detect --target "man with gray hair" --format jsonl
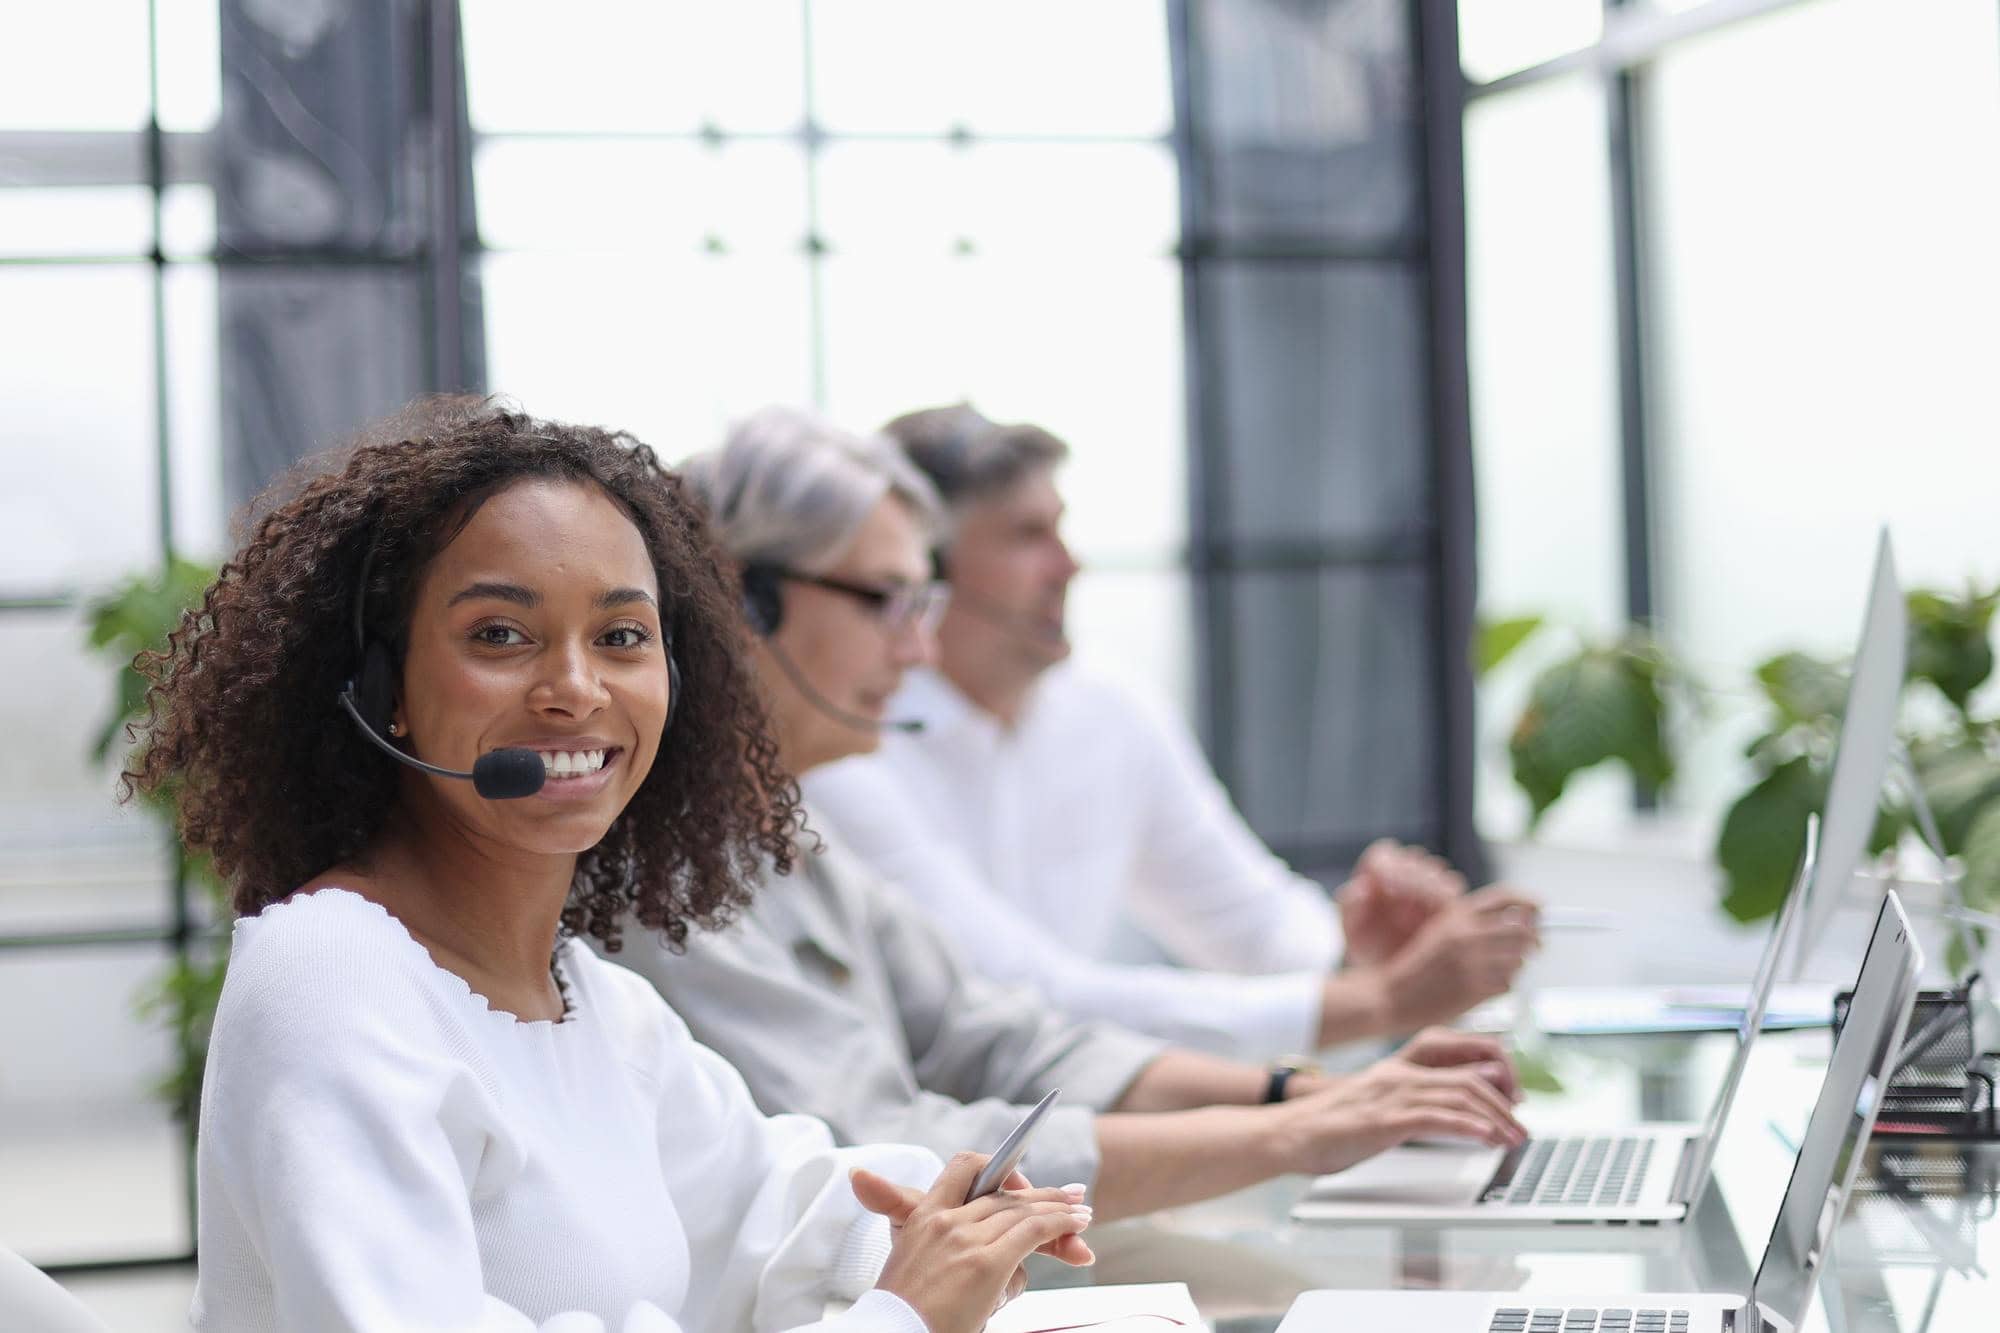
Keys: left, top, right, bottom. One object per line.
{"left": 803, "top": 403, "right": 1542, "bottom": 1062}
{"left": 610, "top": 405, "right": 1528, "bottom": 1220}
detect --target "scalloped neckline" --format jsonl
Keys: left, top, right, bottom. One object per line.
{"left": 241, "top": 887, "right": 583, "bottom": 1030}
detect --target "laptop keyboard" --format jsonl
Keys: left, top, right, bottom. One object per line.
{"left": 1488, "top": 1307, "right": 1692, "bottom": 1333}
{"left": 1481, "top": 1135, "right": 1656, "bottom": 1208}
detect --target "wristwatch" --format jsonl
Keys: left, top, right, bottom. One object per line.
{"left": 1262, "top": 1056, "right": 1324, "bottom": 1104}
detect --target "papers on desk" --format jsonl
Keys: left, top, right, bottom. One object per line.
{"left": 987, "top": 1282, "right": 1207, "bottom": 1333}
{"left": 1463, "top": 983, "right": 1839, "bottom": 1036}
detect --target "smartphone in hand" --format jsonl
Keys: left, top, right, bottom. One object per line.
{"left": 964, "top": 1088, "right": 1062, "bottom": 1203}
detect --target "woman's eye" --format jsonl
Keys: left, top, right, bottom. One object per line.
{"left": 601, "top": 625, "right": 651, "bottom": 649}
{"left": 474, "top": 624, "right": 528, "bottom": 647}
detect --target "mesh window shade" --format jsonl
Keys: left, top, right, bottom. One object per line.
{"left": 1177, "top": 0, "right": 1478, "bottom": 880}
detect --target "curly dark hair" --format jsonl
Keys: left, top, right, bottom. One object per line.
{"left": 123, "top": 396, "right": 802, "bottom": 952}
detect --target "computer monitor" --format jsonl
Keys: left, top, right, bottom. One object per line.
{"left": 1794, "top": 529, "right": 1905, "bottom": 979}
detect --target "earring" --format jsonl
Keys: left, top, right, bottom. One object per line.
{"left": 387, "top": 720, "right": 402, "bottom": 736}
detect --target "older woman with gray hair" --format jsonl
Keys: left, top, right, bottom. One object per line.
{"left": 676, "top": 407, "right": 953, "bottom": 774}
{"left": 610, "top": 405, "right": 1529, "bottom": 1223}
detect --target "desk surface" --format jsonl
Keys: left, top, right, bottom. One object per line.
{"left": 1042, "top": 897, "right": 2000, "bottom": 1333}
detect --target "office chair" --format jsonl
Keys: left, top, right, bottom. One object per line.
{"left": 0, "top": 1243, "right": 113, "bottom": 1332}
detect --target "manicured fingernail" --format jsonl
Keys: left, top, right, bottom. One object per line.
{"left": 1070, "top": 1204, "right": 1093, "bottom": 1218}
{"left": 1061, "top": 1182, "right": 1089, "bottom": 1197}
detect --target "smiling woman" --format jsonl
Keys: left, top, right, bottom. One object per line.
{"left": 127, "top": 395, "right": 794, "bottom": 952}
{"left": 116, "top": 397, "right": 1093, "bottom": 1332}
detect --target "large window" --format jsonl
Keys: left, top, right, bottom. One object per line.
{"left": 1465, "top": 0, "right": 2000, "bottom": 841}
{"left": 464, "top": 0, "right": 1194, "bottom": 709}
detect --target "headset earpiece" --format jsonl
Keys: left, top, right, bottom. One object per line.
{"left": 350, "top": 637, "right": 397, "bottom": 737}
{"left": 741, "top": 565, "right": 784, "bottom": 639}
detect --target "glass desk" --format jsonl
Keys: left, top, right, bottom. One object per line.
{"left": 1034, "top": 1026, "right": 2000, "bottom": 1333}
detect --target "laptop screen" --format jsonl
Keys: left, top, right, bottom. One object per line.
{"left": 1750, "top": 893, "right": 1923, "bottom": 1327}
{"left": 1794, "top": 530, "right": 1906, "bottom": 979}
{"left": 1683, "top": 815, "right": 1819, "bottom": 1206}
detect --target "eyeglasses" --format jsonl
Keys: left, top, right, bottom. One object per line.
{"left": 778, "top": 570, "right": 951, "bottom": 635}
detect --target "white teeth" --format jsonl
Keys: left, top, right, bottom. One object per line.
{"left": 537, "top": 749, "right": 607, "bottom": 778}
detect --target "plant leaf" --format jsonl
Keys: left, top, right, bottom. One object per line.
{"left": 83, "top": 559, "right": 217, "bottom": 769}
{"left": 1753, "top": 652, "right": 1850, "bottom": 727}
{"left": 132, "top": 949, "right": 229, "bottom": 1119}
{"left": 1716, "top": 757, "right": 1823, "bottom": 922}
{"left": 1510, "top": 643, "right": 1674, "bottom": 826}
{"left": 1960, "top": 800, "right": 2000, "bottom": 915}
{"left": 1914, "top": 742, "right": 2000, "bottom": 856}
{"left": 1907, "top": 587, "right": 1999, "bottom": 715}
{"left": 1477, "top": 615, "right": 1544, "bottom": 679}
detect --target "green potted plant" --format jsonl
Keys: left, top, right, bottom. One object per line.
{"left": 85, "top": 557, "right": 224, "bottom": 1117}
{"left": 1483, "top": 584, "right": 2000, "bottom": 960}
{"left": 1483, "top": 616, "right": 1690, "bottom": 828}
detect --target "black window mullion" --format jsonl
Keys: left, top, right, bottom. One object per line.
{"left": 1606, "top": 1, "right": 1659, "bottom": 810}
{"left": 146, "top": 0, "right": 202, "bottom": 1264}
{"left": 1166, "top": 0, "right": 1233, "bottom": 774}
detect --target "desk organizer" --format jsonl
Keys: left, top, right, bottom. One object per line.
{"left": 1833, "top": 983, "right": 2000, "bottom": 1140}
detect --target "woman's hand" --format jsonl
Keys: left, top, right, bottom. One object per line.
{"left": 1272, "top": 1055, "right": 1529, "bottom": 1177}
{"left": 1374, "top": 886, "right": 1542, "bottom": 1029}
{"left": 1338, "top": 839, "right": 1465, "bottom": 967}
{"left": 852, "top": 1152, "right": 1094, "bottom": 1333}
{"left": 1394, "top": 1027, "right": 1522, "bottom": 1104}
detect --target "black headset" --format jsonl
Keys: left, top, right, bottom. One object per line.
{"left": 739, "top": 563, "right": 786, "bottom": 639}
{"left": 734, "top": 560, "right": 923, "bottom": 735}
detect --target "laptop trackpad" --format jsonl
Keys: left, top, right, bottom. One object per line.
{"left": 1304, "top": 1143, "right": 1502, "bottom": 1205}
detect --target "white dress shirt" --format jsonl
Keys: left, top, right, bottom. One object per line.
{"left": 193, "top": 888, "right": 938, "bottom": 1333}
{"left": 803, "top": 664, "right": 1343, "bottom": 1058}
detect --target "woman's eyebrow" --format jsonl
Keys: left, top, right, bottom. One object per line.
{"left": 596, "top": 587, "right": 657, "bottom": 609}
{"left": 448, "top": 581, "right": 538, "bottom": 609}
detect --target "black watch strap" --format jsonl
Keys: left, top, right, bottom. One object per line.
{"left": 1262, "top": 1063, "right": 1297, "bottom": 1104}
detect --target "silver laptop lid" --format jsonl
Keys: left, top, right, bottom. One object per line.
{"left": 1794, "top": 531, "right": 1906, "bottom": 979}
{"left": 1750, "top": 891, "right": 1924, "bottom": 1330}
{"left": 1682, "top": 814, "right": 1820, "bottom": 1206}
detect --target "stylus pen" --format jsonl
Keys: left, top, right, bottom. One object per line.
{"left": 1535, "top": 909, "right": 1619, "bottom": 933}
{"left": 965, "top": 1088, "right": 1062, "bottom": 1203}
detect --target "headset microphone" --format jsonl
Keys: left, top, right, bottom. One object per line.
{"left": 762, "top": 636, "right": 925, "bottom": 736}
{"left": 337, "top": 691, "right": 549, "bottom": 799}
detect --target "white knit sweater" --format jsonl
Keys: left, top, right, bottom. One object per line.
{"left": 191, "top": 888, "right": 939, "bottom": 1333}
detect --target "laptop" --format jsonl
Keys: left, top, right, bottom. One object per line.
{"left": 1292, "top": 818, "right": 1819, "bottom": 1226}
{"left": 1278, "top": 891, "right": 1925, "bottom": 1333}
{"left": 1791, "top": 529, "right": 1906, "bottom": 980}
